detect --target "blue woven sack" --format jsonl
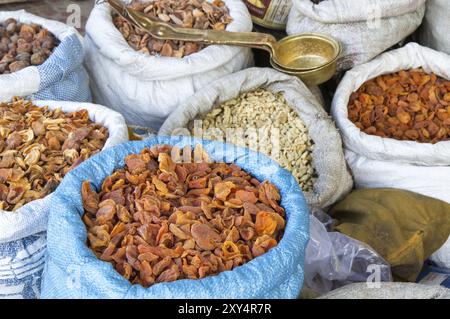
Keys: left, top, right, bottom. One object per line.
{"left": 41, "top": 136, "right": 310, "bottom": 299}
{"left": 0, "top": 100, "right": 128, "bottom": 299}
{"left": 0, "top": 10, "right": 91, "bottom": 102}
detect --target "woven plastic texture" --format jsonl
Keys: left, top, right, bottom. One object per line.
{"left": 35, "top": 33, "right": 91, "bottom": 102}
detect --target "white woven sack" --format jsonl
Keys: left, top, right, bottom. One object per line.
{"left": 420, "top": 0, "right": 450, "bottom": 55}
{"left": 286, "top": 0, "right": 426, "bottom": 71}
{"left": 159, "top": 67, "right": 353, "bottom": 210}
{"left": 84, "top": 0, "right": 253, "bottom": 131}
{"left": 0, "top": 100, "right": 128, "bottom": 299}
{"left": 0, "top": 10, "right": 91, "bottom": 103}
{"left": 331, "top": 42, "right": 450, "bottom": 269}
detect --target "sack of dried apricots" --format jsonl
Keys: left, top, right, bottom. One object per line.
{"left": 84, "top": 0, "right": 253, "bottom": 131}
{"left": 331, "top": 42, "right": 450, "bottom": 269}
{"left": 40, "top": 136, "right": 309, "bottom": 299}
{"left": 0, "top": 11, "right": 91, "bottom": 103}
{"left": 0, "top": 100, "right": 128, "bottom": 299}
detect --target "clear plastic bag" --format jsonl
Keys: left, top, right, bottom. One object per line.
{"left": 304, "top": 211, "right": 392, "bottom": 295}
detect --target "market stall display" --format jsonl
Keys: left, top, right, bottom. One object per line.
{"left": 347, "top": 68, "right": 450, "bottom": 143}
{"left": 41, "top": 136, "right": 309, "bottom": 299}
{"left": 0, "top": 10, "right": 91, "bottom": 102}
{"left": 188, "top": 88, "right": 316, "bottom": 192}
{"left": 105, "top": 0, "right": 340, "bottom": 87}
{"left": 0, "top": 99, "right": 128, "bottom": 299}
{"left": 159, "top": 68, "right": 353, "bottom": 210}
{"left": 287, "top": 0, "right": 426, "bottom": 71}
{"left": 0, "top": 0, "right": 450, "bottom": 301}
{"left": 0, "top": 100, "right": 110, "bottom": 212}
{"left": 84, "top": 0, "right": 253, "bottom": 131}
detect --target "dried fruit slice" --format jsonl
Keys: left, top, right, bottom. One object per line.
{"left": 191, "top": 223, "right": 221, "bottom": 250}
{"left": 81, "top": 181, "right": 99, "bottom": 214}
{"left": 222, "top": 240, "right": 241, "bottom": 260}
{"left": 214, "top": 181, "right": 235, "bottom": 201}
{"left": 255, "top": 211, "right": 277, "bottom": 236}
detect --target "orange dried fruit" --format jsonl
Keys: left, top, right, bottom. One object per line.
{"left": 214, "top": 181, "right": 235, "bottom": 201}
{"left": 252, "top": 235, "right": 278, "bottom": 257}
{"left": 235, "top": 190, "right": 258, "bottom": 204}
{"left": 158, "top": 152, "right": 176, "bottom": 175}
{"left": 348, "top": 68, "right": 450, "bottom": 143}
{"left": 191, "top": 223, "right": 221, "bottom": 250}
{"left": 152, "top": 175, "right": 169, "bottom": 194}
{"left": 125, "top": 154, "right": 147, "bottom": 175}
{"left": 222, "top": 241, "right": 241, "bottom": 260}
{"left": 255, "top": 211, "right": 277, "bottom": 236}
{"left": 96, "top": 199, "right": 116, "bottom": 224}
{"left": 81, "top": 181, "right": 99, "bottom": 214}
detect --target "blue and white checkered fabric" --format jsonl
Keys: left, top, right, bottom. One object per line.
{"left": 0, "top": 232, "right": 46, "bottom": 299}
{"left": 34, "top": 33, "right": 91, "bottom": 102}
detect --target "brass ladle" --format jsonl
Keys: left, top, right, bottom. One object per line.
{"left": 106, "top": 0, "right": 341, "bottom": 74}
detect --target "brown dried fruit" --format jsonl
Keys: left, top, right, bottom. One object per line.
{"left": 82, "top": 144, "right": 285, "bottom": 287}
{"left": 252, "top": 235, "right": 277, "bottom": 257}
{"left": 191, "top": 223, "right": 221, "bottom": 250}
{"left": 0, "top": 98, "right": 108, "bottom": 211}
{"left": 96, "top": 199, "right": 116, "bottom": 224}
{"left": 235, "top": 190, "right": 258, "bottom": 204}
{"left": 255, "top": 211, "right": 277, "bottom": 236}
{"left": 8, "top": 60, "right": 29, "bottom": 72}
{"left": 222, "top": 240, "right": 240, "bottom": 260}
{"left": 214, "top": 181, "right": 235, "bottom": 201}
{"left": 0, "top": 19, "right": 59, "bottom": 74}
{"left": 113, "top": 0, "right": 233, "bottom": 58}
{"left": 348, "top": 68, "right": 450, "bottom": 143}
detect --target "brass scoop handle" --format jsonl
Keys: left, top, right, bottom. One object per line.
{"left": 107, "top": 0, "right": 278, "bottom": 56}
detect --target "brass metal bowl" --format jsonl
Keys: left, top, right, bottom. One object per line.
{"left": 273, "top": 33, "right": 341, "bottom": 71}
{"left": 270, "top": 33, "right": 341, "bottom": 85}
{"left": 271, "top": 58, "right": 338, "bottom": 86}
